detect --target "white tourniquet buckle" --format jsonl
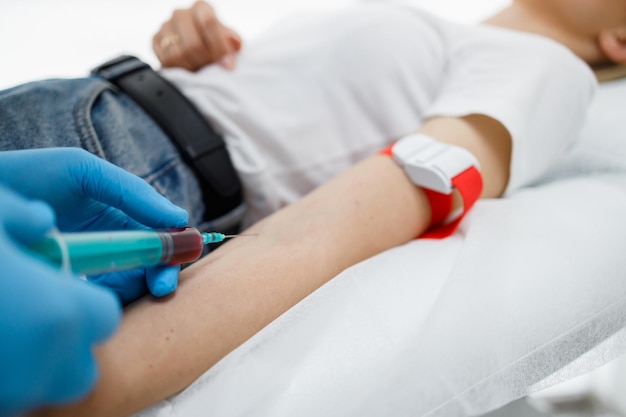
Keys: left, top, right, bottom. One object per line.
{"left": 391, "top": 134, "right": 480, "bottom": 195}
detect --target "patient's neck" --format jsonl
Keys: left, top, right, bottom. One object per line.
{"left": 482, "top": 3, "right": 605, "bottom": 66}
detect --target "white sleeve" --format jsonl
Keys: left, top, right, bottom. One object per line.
{"left": 423, "top": 27, "right": 597, "bottom": 194}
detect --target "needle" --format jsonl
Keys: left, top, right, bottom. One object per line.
{"left": 201, "top": 232, "right": 258, "bottom": 244}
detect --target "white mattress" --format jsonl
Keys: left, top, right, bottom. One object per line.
{"left": 134, "top": 80, "right": 626, "bottom": 416}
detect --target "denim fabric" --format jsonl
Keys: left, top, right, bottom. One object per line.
{"left": 0, "top": 76, "right": 209, "bottom": 229}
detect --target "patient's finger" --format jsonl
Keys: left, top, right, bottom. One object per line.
{"left": 152, "top": 24, "right": 166, "bottom": 65}
{"left": 224, "top": 26, "right": 242, "bottom": 51}
{"left": 153, "top": 21, "right": 187, "bottom": 69}
{"left": 192, "top": 1, "right": 232, "bottom": 64}
{"left": 218, "top": 27, "right": 242, "bottom": 70}
{"left": 172, "top": 7, "right": 212, "bottom": 70}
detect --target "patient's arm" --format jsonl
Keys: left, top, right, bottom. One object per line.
{"left": 33, "top": 115, "right": 510, "bottom": 417}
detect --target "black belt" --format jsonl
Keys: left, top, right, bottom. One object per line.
{"left": 91, "top": 55, "right": 242, "bottom": 220}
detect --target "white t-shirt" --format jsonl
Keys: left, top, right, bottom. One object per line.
{"left": 162, "top": 2, "right": 596, "bottom": 226}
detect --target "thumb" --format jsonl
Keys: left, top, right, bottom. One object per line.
{"left": 146, "top": 265, "right": 180, "bottom": 297}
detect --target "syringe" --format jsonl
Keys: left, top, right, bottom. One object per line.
{"left": 28, "top": 227, "right": 244, "bottom": 275}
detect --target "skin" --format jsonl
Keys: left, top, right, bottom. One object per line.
{"left": 153, "top": 1, "right": 241, "bottom": 71}
{"left": 28, "top": 0, "right": 626, "bottom": 416}
{"left": 484, "top": 0, "right": 626, "bottom": 66}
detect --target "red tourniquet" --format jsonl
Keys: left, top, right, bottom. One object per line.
{"left": 380, "top": 145, "right": 483, "bottom": 239}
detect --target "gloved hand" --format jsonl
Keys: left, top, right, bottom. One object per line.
{"left": 0, "top": 148, "right": 189, "bottom": 305}
{"left": 0, "top": 184, "right": 121, "bottom": 416}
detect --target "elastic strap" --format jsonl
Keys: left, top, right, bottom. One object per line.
{"left": 380, "top": 144, "right": 483, "bottom": 239}
{"left": 421, "top": 166, "right": 482, "bottom": 239}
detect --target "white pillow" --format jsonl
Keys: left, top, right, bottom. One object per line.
{"left": 540, "top": 77, "right": 626, "bottom": 183}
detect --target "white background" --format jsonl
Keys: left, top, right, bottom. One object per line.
{"left": 0, "top": 0, "right": 509, "bottom": 89}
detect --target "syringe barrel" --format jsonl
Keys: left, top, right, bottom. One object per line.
{"left": 158, "top": 227, "right": 205, "bottom": 265}
{"left": 29, "top": 227, "right": 205, "bottom": 275}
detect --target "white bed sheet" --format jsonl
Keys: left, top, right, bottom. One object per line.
{"left": 135, "top": 80, "right": 626, "bottom": 416}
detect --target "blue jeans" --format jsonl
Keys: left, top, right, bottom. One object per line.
{"left": 0, "top": 76, "right": 218, "bottom": 230}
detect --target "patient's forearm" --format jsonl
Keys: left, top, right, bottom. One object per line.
{"left": 36, "top": 155, "right": 430, "bottom": 417}
{"left": 35, "top": 115, "right": 510, "bottom": 417}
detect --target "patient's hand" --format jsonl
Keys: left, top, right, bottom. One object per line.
{"left": 153, "top": 0, "right": 242, "bottom": 71}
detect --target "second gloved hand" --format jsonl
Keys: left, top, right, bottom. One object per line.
{"left": 0, "top": 148, "right": 190, "bottom": 305}
{"left": 0, "top": 185, "right": 120, "bottom": 416}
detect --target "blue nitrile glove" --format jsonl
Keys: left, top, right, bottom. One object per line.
{"left": 0, "top": 185, "right": 121, "bottom": 417}
{"left": 0, "top": 148, "right": 189, "bottom": 305}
